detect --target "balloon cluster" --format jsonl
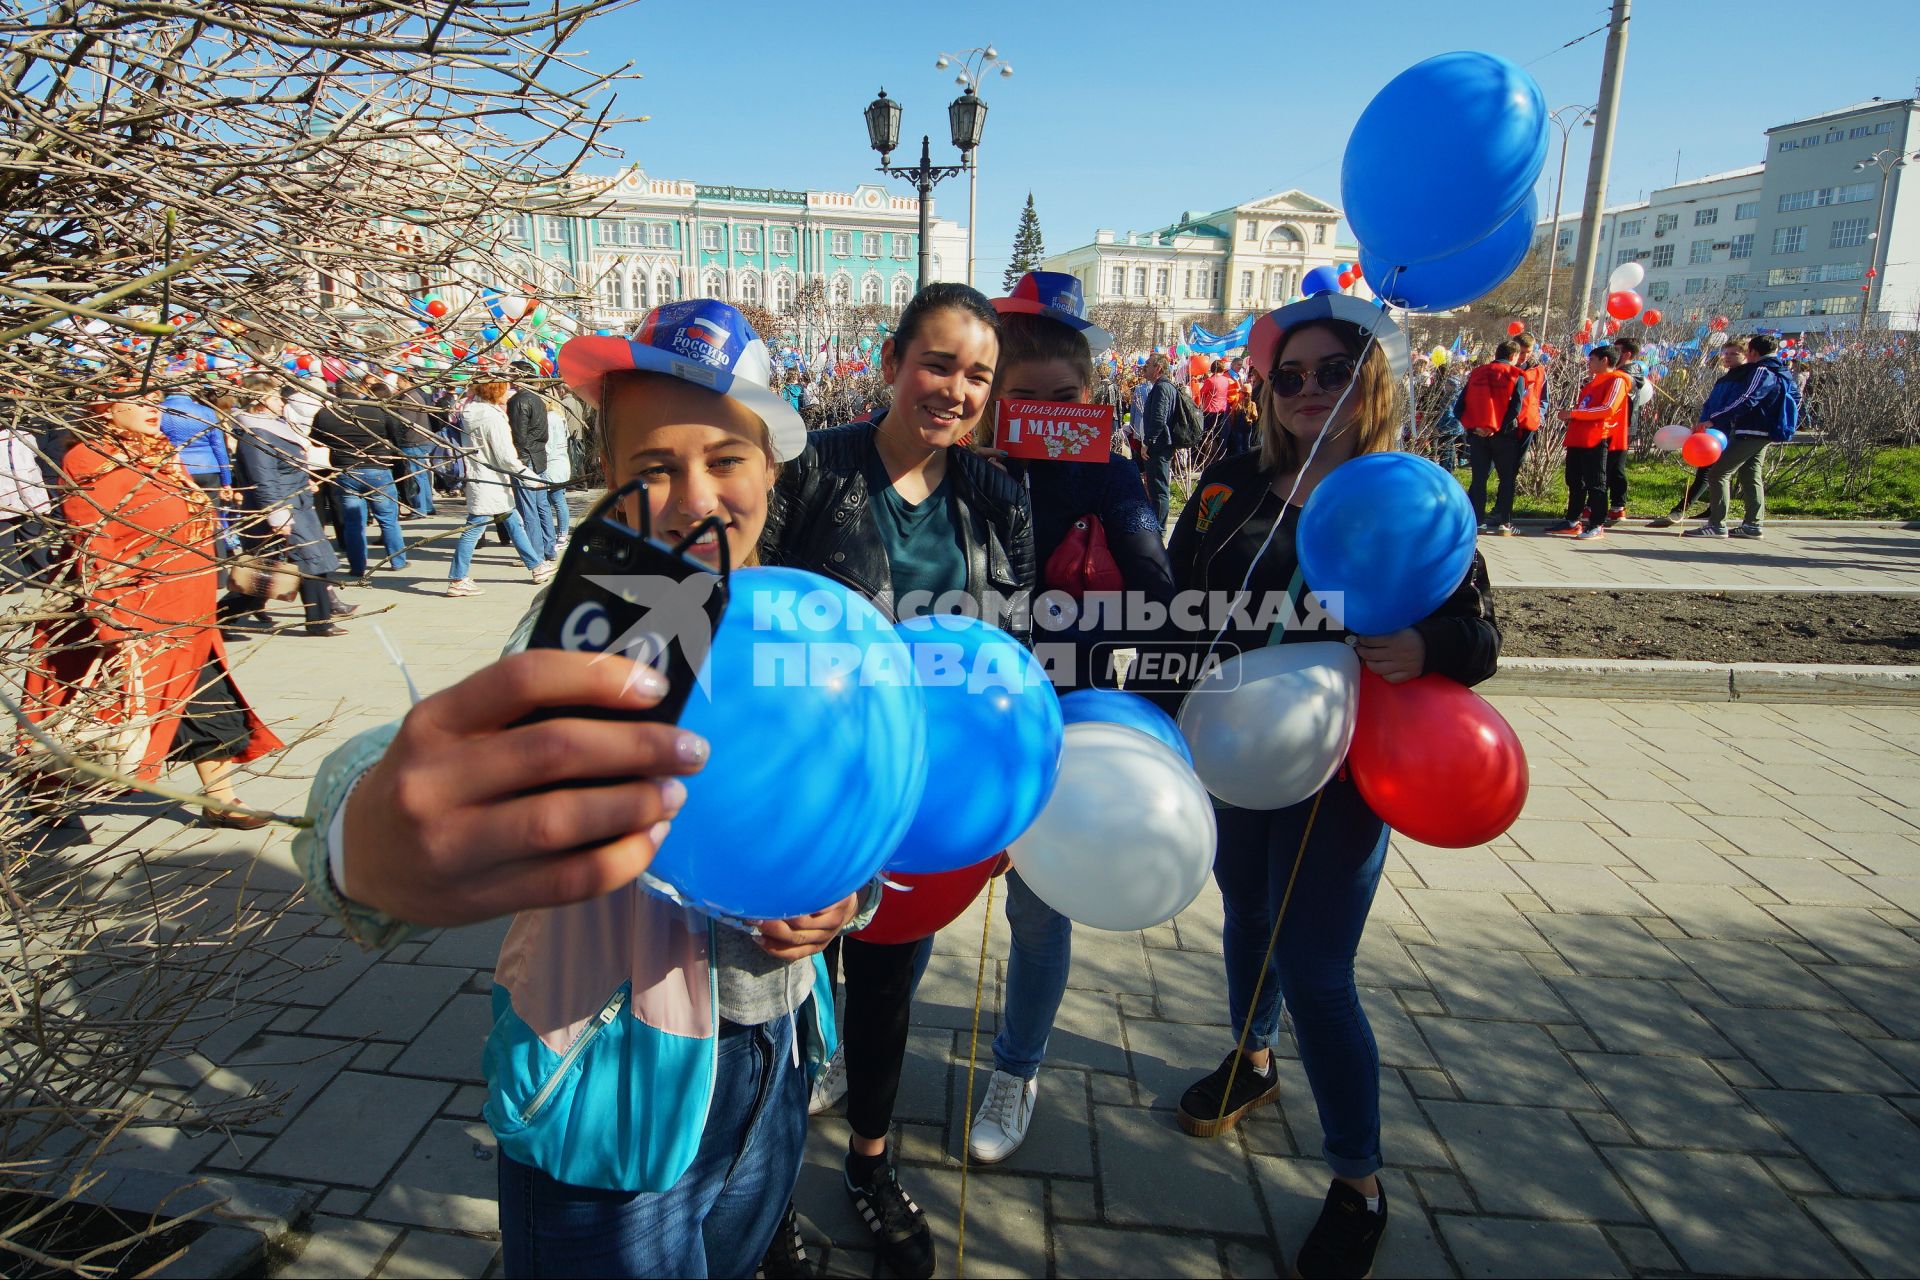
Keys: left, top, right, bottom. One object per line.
{"left": 1344, "top": 52, "right": 1548, "bottom": 312}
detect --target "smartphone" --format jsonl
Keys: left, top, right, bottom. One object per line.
{"left": 518, "top": 479, "right": 731, "bottom": 733}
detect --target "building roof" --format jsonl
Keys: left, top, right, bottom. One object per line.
{"left": 1660, "top": 164, "right": 1765, "bottom": 192}
{"left": 1767, "top": 97, "right": 1919, "bottom": 133}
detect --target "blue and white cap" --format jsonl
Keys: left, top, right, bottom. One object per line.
{"left": 557, "top": 299, "right": 806, "bottom": 461}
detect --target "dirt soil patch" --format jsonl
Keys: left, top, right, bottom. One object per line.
{"left": 1501, "top": 591, "right": 1920, "bottom": 665}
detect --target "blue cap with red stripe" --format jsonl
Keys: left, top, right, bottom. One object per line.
{"left": 993, "top": 271, "right": 1114, "bottom": 354}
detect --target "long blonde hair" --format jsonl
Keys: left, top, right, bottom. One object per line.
{"left": 1255, "top": 319, "right": 1402, "bottom": 475}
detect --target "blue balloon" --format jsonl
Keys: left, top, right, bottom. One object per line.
{"left": 1058, "top": 689, "right": 1191, "bottom": 767}
{"left": 888, "top": 615, "right": 1063, "bottom": 873}
{"left": 1361, "top": 192, "right": 1537, "bottom": 313}
{"left": 1300, "top": 265, "right": 1345, "bottom": 298}
{"left": 1706, "top": 428, "right": 1728, "bottom": 450}
{"left": 1297, "top": 453, "right": 1477, "bottom": 637}
{"left": 660, "top": 567, "right": 928, "bottom": 918}
{"left": 481, "top": 325, "right": 501, "bottom": 342}
{"left": 1342, "top": 51, "right": 1548, "bottom": 266}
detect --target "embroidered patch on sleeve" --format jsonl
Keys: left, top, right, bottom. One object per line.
{"left": 1194, "top": 482, "right": 1234, "bottom": 534}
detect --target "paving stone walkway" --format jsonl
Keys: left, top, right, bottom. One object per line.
{"left": 74, "top": 510, "right": 1920, "bottom": 1278}
{"left": 1475, "top": 519, "right": 1920, "bottom": 591}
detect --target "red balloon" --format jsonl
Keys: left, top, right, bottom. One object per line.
{"left": 295, "top": 354, "right": 312, "bottom": 370}
{"left": 1605, "top": 290, "right": 1642, "bottom": 321}
{"left": 1348, "top": 670, "right": 1529, "bottom": 848}
{"left": 852, "top": 856, "right": 1001, "bottom": 945}
{"left": 1350, "top": 263, "right": 1364, "bottom": 282}
{"left": 1709, "top": 314, "right": 1729, "bottom": 331}
{"left": 1337, "top": 272, "right": 1354, "bottom": 289}
{"left": 1681, "top": 431, "right": 1723, "bottom": 467}
{"left": 1641, "top": 308, "right": 1663, "bottom": 326}
{"left": 1505, "top": 320, "right": 1524, "bottom": 336}
{"left": 426, "top": 299, "right": 448, "bottom": 318}
{"left": 1604, "top": 319, "right": 1620, "bottom": 336}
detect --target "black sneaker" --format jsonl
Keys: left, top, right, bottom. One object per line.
{"left": 1176, "top": 1050, "right": 1279, "bottom": 1138}
{"left": 1294, "top": 1179, "right": 1388, "bottom": 1280}
{"left": 845, "top": 1162, "right": 934, "bottom": 1279}
{"left": 756, "top": 1202, "right": 829, "bottom": 1279}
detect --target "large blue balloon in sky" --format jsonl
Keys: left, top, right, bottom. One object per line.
{"left": 1296, "top": 453, "right": 1477, "bottom": 638}
{"left": 1342, "top": 51, "right": 1548, "bottom": 267}
{"left": 1360, "top": 192, "right": 1538, "bottom": 313}
{"left": 659, "top": 567, "right": 928, "bottom": 919}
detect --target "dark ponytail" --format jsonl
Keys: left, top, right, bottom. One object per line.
{"left": 889, "top": 282, "right": 1001, "bottom": 365}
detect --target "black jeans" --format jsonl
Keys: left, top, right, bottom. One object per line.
{"left": 1606, "top": 447, "right": 1628, "bottom": 513}
{"left": 828, "top": 935, "right": 929, "bottom": 1143}
{"left": 1563, "top": 446, "right": 1609, "bottom": 529}
{"left": 1466, "top": 431, "right": 1527, "bottom": 526}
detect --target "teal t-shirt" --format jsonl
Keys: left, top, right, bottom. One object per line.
{"left": 864, "top": 447, "right": 967, "bottom": 620}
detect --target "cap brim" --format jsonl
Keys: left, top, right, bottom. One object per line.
{"left": 1247, "top": 294, "right": 1409, "bottom": 382}
{"left": 991, "top": 298, "right": 1115, "bottom": 355}
{"left": 556, "top": 333, "right": 808, "bottom": 463}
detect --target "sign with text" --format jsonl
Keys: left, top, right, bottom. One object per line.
{"left": 995, "top": 400, "right": 1114, "bottom": 462}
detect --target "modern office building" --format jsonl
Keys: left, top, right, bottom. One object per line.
{"left": 1040, "top": 191, "right": 1364, "bottom": 345}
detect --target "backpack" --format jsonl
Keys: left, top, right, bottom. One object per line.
{"left": 1765, "top": 368, "right": 1802, "bottom": 442}
{"left": 1043, "top": 515, "right": 1125, "bottom": 599}
{"left": 1167, "top": 381, "right": 1205, "bottom": 451}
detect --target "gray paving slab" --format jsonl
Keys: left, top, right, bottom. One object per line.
{"left": 1815, "top": 965, "right": 1920, "bottom": 1038}
{"left": 1767, "top": 904, "right": 1920, "bottom": 967}
{"left": 304, "top": 960, "right": 470, "bottom": 1042}
{"left": 387, "top": 993, "right": 492, "bottom": 1083}
{"left": 1049, "top": 1224, "right": 1223, "bottom": 1278}
{"left": 1548, "top": 975, "right": 1738, "bottom": 1058}
{"left": 1415, "top": 1018, "right": 1598, "bottom": 1109}
{"left": 1529, "top": 913, "right": 1693, "bottom": 979}
{"left": 1094, "top": 1105, "right": 1264, "bottom": 1235}
{"left": 378, "top": 1230, "right": 501, "bottom": 1279}
{"left": 1273, "top": 1057, "right": 1452, "bottom": 1172}
{"left": 1437, "top": 1217, "right": 1628, "bottom": 1279}
{"left": 1703, "top": 1005, "right": 1913, "bottom": 1092}
{"left": 1420, "top": 1102, "right": 1641, "bottom": 1223}
{"left": 1662, "top": 937, "right": 1856, "bottom": 1010}
{"left": 1805, "top": 1198, "right": 1920, "bottom": 1280}
{"left": 1745, "top": 1091, "right": 1920, "bottom": 1196}
{"left": 275, "top": 1215, "right": 403, "bottom": 1279}
{"left": 1411, "top": 947, "right": 1571, "bottom": 1023}
{"left": 252, "top": 1071, "right": 451, "bottom": 1187}
{"left": 1572, "top": 1053, "right": 1793, "bottom": 1153}
{"left": 1602, "top": 1147, "right": 1859, "bottom": 1277}
{"left": 364, "top": 1119, "right": 499, "bottom": 1232}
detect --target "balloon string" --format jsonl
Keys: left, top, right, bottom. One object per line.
{"left": 1215, "top": 788, "right": 1324, "bottom": 1128}
{"left": 956, "top": 871, "right": 997, "bottom": 1280}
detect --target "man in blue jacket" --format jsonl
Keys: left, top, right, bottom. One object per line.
{"left": 1650, "top": 343, "right": 1748, "bottom": 527}
{"left": 161, "top": 385, "right": 235, "bottom": 551}
{"left": 1688, "top": 335, "right": 1788, "bottom": 538}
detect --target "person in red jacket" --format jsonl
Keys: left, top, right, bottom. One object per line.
{"left": 1511, "top": 332, "right": 1547, "bottom": 439}
{"left": 1606, "top": 336, "right": 1647, "bottom": 525}
{"left": 1549, "top": 345, "right": 1630, "bottom": 541}
{"left": 1455, "top": 340, "right": 1526, "bottom": 533}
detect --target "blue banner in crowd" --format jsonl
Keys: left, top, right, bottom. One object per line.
{"left": 1185, "top": 315, "right": 1254, "bottom": 354}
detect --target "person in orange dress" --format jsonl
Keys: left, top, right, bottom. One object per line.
{"left": 23, "top": 386, "right": 282, "bottom": 831}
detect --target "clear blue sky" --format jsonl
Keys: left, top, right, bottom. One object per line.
{"left": 574, "top": 0, "right": 1918, "bottom": 288}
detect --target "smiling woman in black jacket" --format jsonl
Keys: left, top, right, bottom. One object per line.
{"left": 1139, "top": 295, "right": 1498, "bottom": 1280}
{"left": 758, "top": 283, "right": 1027, "bottom": 1280}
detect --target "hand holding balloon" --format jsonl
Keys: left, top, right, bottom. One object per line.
{"left": 754, "top": 893, "right": 861, "bottom": 961}
{"left": 1352, "top": 628, "right": 1426, "bottom": 684}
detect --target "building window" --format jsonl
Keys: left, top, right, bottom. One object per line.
{"left": 1649, "top": 244, "right": 1675, "bottom": 269}
{"left": 862, "top": 232, "right": 881, "bottom": 258}
{"left": 771, "top": 228, "right": 794, "bottom": 255}
{"left": 701, "top": 226, "right": 723, "bottom": 252}
{"left": 635, "top": 273, "right": 652, "bottom": 309}
{"left": 619, "top": 221, "right": 643, "bottom": 246}
{"left": 1239, "top": 270, "right": 1254, "bottom": 301}
{"left": 1725, "top": 274, "right": 1746, "bottom": 293}
{"left": 651, "top": 223, "right": 672, "bottom": 248}
{"left": 702, "top": 269, "right": 725, "bottom": 297}
{"left": 860, "top": 275, "right": 881, "bottom": 305}
{"left": 1154, "top": 267, "right": 1170, "bottom": 296}
{"left": 1615, "top": 248, "right": 1637, "bottom": 267}
{"left": 1729, "top": 233, "right": 1753, "bottom": 260}
{"left": 1780, "top": 183, "right": 1876, "bottom": 212}
{"left": 1655, "top": 213, "right": 1678, "bottom": 233}
{"left": 1777, "top": 140, "right": 1795, "bottom": 153}
{"left": 891, "top": 234, "right": 910, "bottom": 259}
{"left": 1694, "top": 208, "right": 1718, "bottom": 226}
{"left": 656, "top": 271, "right": 677, "bottom": 303}
{"left": 1689, "top": 239, "right": 1714, "bottom": 265}
{"left": 1110, "top": 266, "right": 1126, "bottom": 295}
{"left": 1617, "top": 218, "right": 1643, "bottom": 238}
{"left": 1735, "top": 201, "right": 1758, "bottom": 221}
{"left": 831, "top": 275, "right": 851, "bottom": 305}
{"left": 1183, "top": 268, "right": 1195, "bottom": 297}
{"left": 501, "top": 215, "right": 527, "bottom": 240}
{"left": 1684, "top": 277, "right": 1709, "bottom": 295}
{"left": 1830, "top": 217, "right": 1872, "bottom": 249}
{"left": 737, "top": 228, "right": 759, "bottom": 254}
{"left": 541, "top": 216, "right": 565, "bottom": 242}
{"left": 892, "top": 275, "right": 912, "bottom": 307}
{"left": 738, "top": 272, "right": 761, "bottom": 304}
{"left": 1556, "top": 230, "right": 1573, "bottom": 250}
{"left": 831, "top": 230, "right": 852, "bottom": 257}
{"left": 1132, "top": 267, "right": 1147, "bottom": 296}
{"left": 774, "top": 273, "right": 793, "bottom": 310}
{"left": 1876, "top": 121, "right": 1892, "bottom": 134}
{"left": 1647, "top": 281, "right": 1669, "bottom": 301}
{"left": 1771, "top": 261, "right": 1866, "bottom": 285}
{"left": 1244, "top": 222, "right": 1258, "bottom": 241}
{"left": 1313, "top": 225, "right": 1325, "bottom": 244}
{"left": 595, "top": 219, "right": 619, "bottom": 245}
{"left": 1772, "top": 225, "right": 1805, "bottom": 254}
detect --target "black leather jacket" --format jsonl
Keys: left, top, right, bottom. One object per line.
{"left": 761, "top": 423, "right": 1035, "bottom": 645}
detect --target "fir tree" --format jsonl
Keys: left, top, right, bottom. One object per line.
{"left": 1003, "top": 193, "right": 1046, "bottom": 290}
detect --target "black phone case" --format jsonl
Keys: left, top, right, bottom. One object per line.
{"left": 518, "top": 480, "right": 730, "bottom": 730}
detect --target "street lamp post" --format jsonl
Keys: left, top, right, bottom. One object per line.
{"left": 865, "top": 89, "right": 969, "bottom": 293}
{"left": 936, "top": 45, "right": 1012, "bottom": 288}
{"left": 1852, "top": 147, "right": 1918, "bottom": 334}
{"left": 1541, "top": 104, "right": 1596, "bottom": 340}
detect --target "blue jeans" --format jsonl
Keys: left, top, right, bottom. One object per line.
{"left": 333, "top": 466, "right": 407, "bottom": 577}
{"left": 993, "top": 870, "right": 1071, "bottom": 1080}
{"left": 1214, "top": 780, "right": 1390, "bottom": 1180}
{"left": 516, "top": 477, "right": 558, "bottom": 561}
{"left": 497, "top": 1015, "right": 807, "bottom": 1279}
{"left": 450, "top": 511, "right": 541, "bottom": 580}
{"left": 397, "top": 446, "right": 437, "bottom": 515}
{"left": 1142, "top": 446, "right": 1172, "bottom": 527}
{"left": 541, "top": 474, "right": 571, "bottom": 545}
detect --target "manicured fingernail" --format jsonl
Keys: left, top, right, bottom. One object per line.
{"left": 674, "top": 732, "right": 709, "bottom": 766}
{"left": 648, "top": 820, "right": 672, "bottom": 846}
{"left": 658, "top": 777, "right": 687, "bottom": 814}
{"left": 627, "top": 665, "right": 668, "bottom": 697}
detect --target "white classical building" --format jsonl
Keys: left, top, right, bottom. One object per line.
{"left": 1041, "top": 191, "right": 1365, "bottom": 345}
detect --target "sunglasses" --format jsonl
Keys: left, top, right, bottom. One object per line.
{"left": 1270, "top": 357, "right": 1357, "bottom": 399}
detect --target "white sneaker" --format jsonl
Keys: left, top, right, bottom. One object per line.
{"left": 446, "top": 579, "right": 484, "bottom": 597}
{"left": 967, "top": 1070, "right": 1037, "bottom": 1164}
{"left": 531, "top": 561, "right": 556, "bottom": 584}
{"left": 808, "top": 1046, "right": 846, "bottom": 1116}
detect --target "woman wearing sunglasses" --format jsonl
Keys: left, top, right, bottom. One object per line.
{"left": 1137, "top": 295, "right": 1498, "bottom": 1280}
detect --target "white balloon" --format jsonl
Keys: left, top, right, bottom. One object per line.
{"left": 1707, "top": 331, "right": 1730, "bottom": 348}
{"left": 1008, "top": 723, "right": 1217, "bottom": 932}
{"left": 1608, "top": 261, "right": 1645, "bottom": 292}
{"left": 1634, "top": 378, "right": 1654, "bottom": 407}
{"left": 1177, "top": 641, "right": 1359, "bottom": 811}
{"left": 1653, "top": 424, "right": 1693, "bottom": 452}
